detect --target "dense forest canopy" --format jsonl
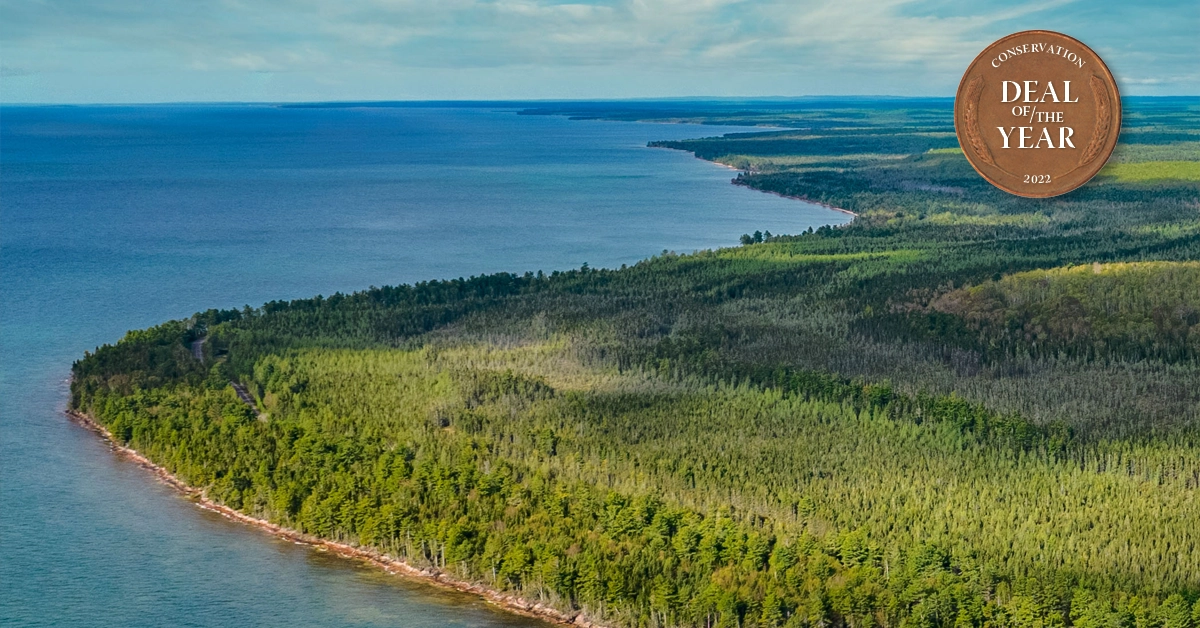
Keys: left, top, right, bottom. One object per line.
{"left": 73, "top": 98, "right": 1200, "bottom": 628}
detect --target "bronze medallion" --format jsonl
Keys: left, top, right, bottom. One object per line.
{"left": 954, "top": 30, "right": 1121, "bottom": 198}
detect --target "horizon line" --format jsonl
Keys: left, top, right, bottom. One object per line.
{"left": 4, "top": 94, "right": 1198, "bottom": 107}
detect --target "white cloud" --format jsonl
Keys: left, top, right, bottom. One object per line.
{"left": 0, "top": 0, "right": 1194, "bottom": 101}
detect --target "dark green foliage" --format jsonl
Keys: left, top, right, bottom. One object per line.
{"left": 72, "top": 99, "right": 1200, "bottom": 627}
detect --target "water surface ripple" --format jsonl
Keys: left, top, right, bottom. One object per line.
{"left": 0, "top": 105, "right": 846, "bottom": 627}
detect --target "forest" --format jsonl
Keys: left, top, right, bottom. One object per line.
{"left": 72, "top": 98, "right": 1200, "bottom": 628}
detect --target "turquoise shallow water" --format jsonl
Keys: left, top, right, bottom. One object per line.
{"left": 0, "top": 104, "right": 846, "bottom": 627}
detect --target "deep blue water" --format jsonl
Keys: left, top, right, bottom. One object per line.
{"left": 0, "top": 105, "right": 846, "bottom": 627}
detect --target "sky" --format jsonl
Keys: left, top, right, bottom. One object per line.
{"left": 1, "top": 0, "right": 1197, "bottom": 103}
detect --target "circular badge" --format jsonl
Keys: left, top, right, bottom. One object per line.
{"left": 954, "top": 31, "right": 1121, "bottom": 198}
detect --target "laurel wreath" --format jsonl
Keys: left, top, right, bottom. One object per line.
{"left": 1078, "top": 74, "right": 1111, "bottom": 167}
{"left": 962, "top": 77, "right": 998, "bottom": 168}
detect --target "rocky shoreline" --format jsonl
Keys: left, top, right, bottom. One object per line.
{"left": 65, "top": 409, "right": 608, "bottom": 628}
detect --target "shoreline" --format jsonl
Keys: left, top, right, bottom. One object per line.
{"left": 736, "top": 183, "right": 858, "bottom": 217}
{"left": 648, "top": 144, "right": 858, "bottom": 219}
{"left": 715, "top": 162, "right": 857, "bottom": 218}
{"left": 59, "top": 130, "right": 847, "bottom": 628}
{"left": 65, "top": 409, "right": 606, "bottom": 628}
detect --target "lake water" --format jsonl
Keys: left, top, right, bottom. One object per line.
{"left": 0, "top": 104, "right": 846, "bottom": 627}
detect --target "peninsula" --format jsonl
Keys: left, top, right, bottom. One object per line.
{"left": 72, "top": 99, "right": 1200, "bottom": 628}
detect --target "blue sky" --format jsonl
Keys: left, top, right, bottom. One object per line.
{"left": 2, "top": 0, "right": 1196, "bottom": 102}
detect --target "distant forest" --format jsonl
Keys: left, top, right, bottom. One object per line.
{"left": 74, "top": 98, "right": 1200, "bottom": 628}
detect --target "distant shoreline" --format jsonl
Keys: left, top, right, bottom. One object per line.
{"left": 66, "top": 409, "right": 608, "bottom": 628}
{"left": 735, "top": 182, "right": 858, "bottom": 217}
{"left": 649, "top": 145, "right": 859, "bottom": 219}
